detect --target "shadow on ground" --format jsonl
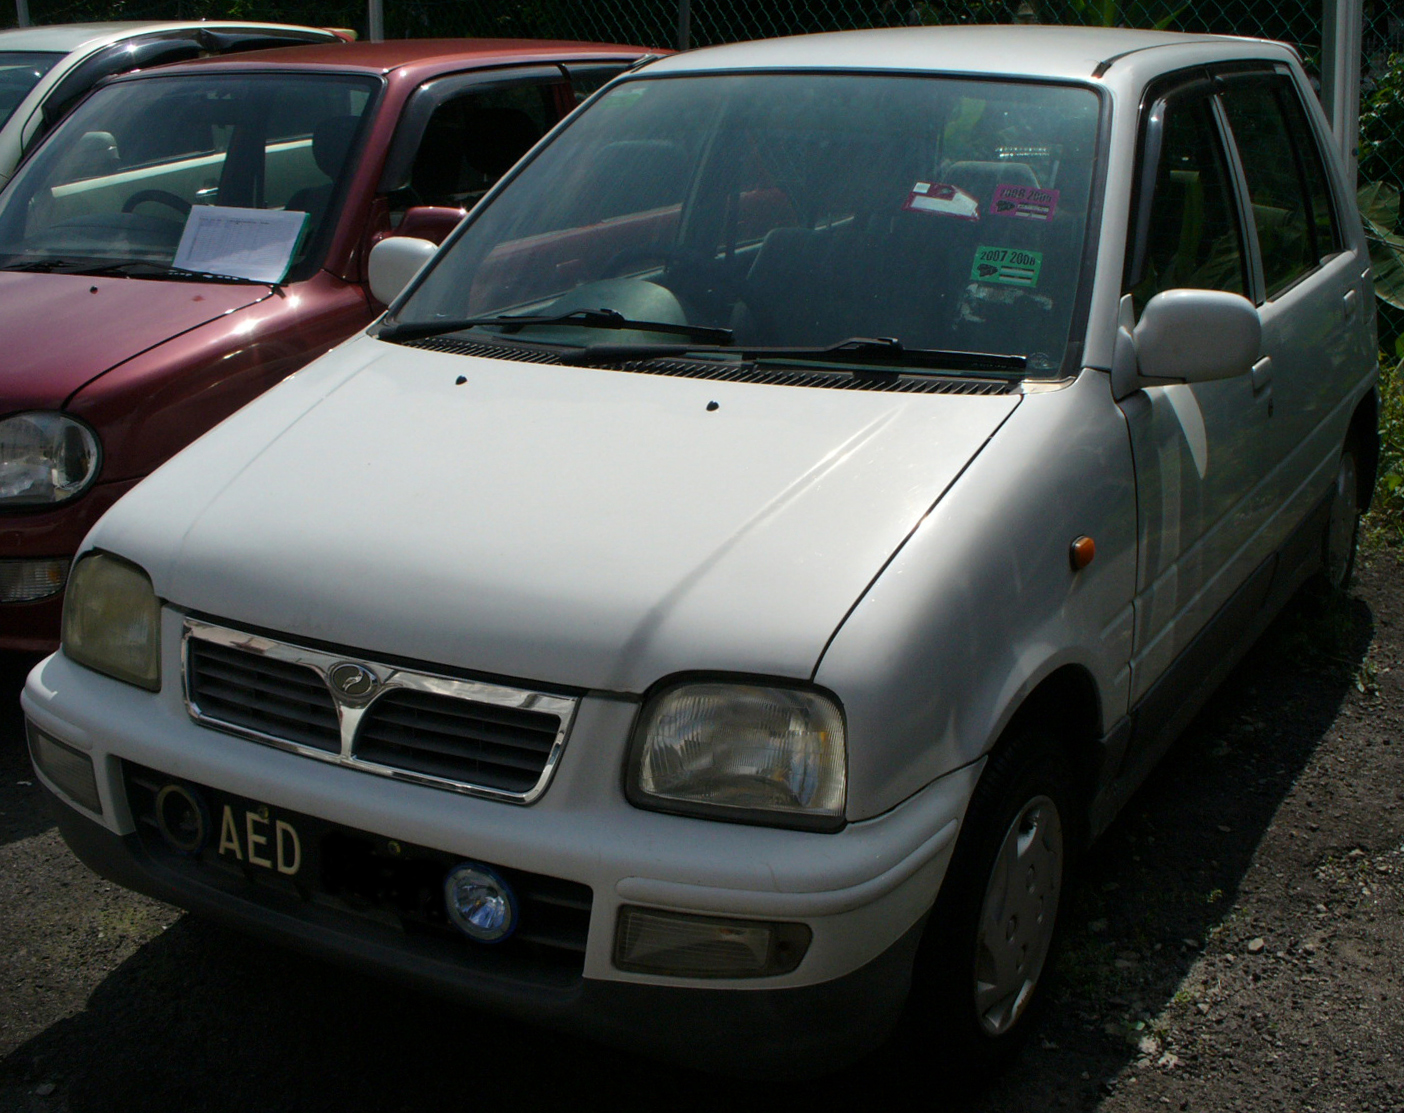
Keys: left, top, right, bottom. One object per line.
{"left": 0, "top": 586, "right": 1374, "bottom": 1113}
{"left": 0, "top": 653, "right": 51, "bottom": 847}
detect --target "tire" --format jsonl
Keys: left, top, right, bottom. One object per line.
{"left": 1322, "top": 441, "right": 1362, "bottom": 593}
{"left": 906, "top": 727, "right": 1077, "bottom": 1083}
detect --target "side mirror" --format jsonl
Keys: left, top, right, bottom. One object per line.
{"left": 368, "top": 236, "right": 436, "bottom": 306}
{"left": 1133, "top": 289, "right": 1261, "bottom": 384}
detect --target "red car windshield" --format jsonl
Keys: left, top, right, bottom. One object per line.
{"left": 0, "top": 71, "right": 379, "bottom": 281}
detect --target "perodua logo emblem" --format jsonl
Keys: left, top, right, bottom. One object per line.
{"left": 328, "top": 662, "right": 378, "bottom": 699}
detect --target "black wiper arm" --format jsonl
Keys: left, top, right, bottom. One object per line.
{"left": 0, "top": 259, "right": 266, "bottom": 284}
{"left": 753, "top": 337, "right": 1026, "bottom": 373}
{"left": 379, "top": 308, "right": 733, "bottom": 345}
{"left": 79, "top": 261, "right": 269, "bottom": 284}
{"left": 3, "top": 258, "right": 82, "bottom": 273}
{"left": 571, "top": 336, "right": 1026, "bottom": 374}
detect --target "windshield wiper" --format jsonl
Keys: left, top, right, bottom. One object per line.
{"left": 573, "top": 336, "right": 1026, "bottom": 374}
{"left": 0, "top": 258, "right": 267, "bottom": 284}
{"left": 73, "top": 261, "right": 269, "bottom": 284}
{"left": 379, "top": 308, "right": 733, "bottom": 345}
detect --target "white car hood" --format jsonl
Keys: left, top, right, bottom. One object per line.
{"left": 92, "top": 337, "right": 1019, "bottom": 693}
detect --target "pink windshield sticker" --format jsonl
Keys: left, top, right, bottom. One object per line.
{"left": 903, "top": 181, "right": 979, "bottom": 221}
{"left": 991, "top": 185, "right": 1060, "bottom": 221}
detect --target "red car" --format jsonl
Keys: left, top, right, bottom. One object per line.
{"left": 0, "top": 38, "right": 650, "bottom": 651}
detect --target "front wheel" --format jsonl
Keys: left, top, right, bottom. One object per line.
{"left": 906, "top": 729, "right": 1076, "bottom": 1081}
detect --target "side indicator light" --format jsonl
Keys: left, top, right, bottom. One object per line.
{"left": 1070, "top": 535, "right": 1096, "bottom": 570}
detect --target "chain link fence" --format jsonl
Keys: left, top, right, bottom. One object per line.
{"left": 0, "top": 0, "right": 1336, "bottom": 55}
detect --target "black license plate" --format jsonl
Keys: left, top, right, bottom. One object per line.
{"left": 210, "top": 794, "right": 306, "bottom": 877}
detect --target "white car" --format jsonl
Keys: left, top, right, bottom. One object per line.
{"left": 24, "top": 25, "right": 1377, "bottom": 1077}
{"left": 0, "top": 21, "right": 344, "bottom": 188}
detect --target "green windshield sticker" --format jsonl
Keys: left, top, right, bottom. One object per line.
{"left": 970, "top": 245, "right": 1042, "bottom": 287}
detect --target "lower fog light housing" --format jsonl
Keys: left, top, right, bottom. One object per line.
{"left": 26, "top": 720, "right": 101, "bottom": 814}
{"left": 0, "top": 559, "right": 68, "bottom": 604}
{"left": 444, "top": 862, "right": 517, "bottom": 942}
{"left": 614, "top": 905, "right": 811, "bottom": 978}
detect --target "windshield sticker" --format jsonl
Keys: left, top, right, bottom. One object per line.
{"left": 991, "top": 185, "right": 1060, "bottom": 221}
{"left": 970, "top": 246, "right": 1042, "bottom": 287}
{"left": 903, "top": 181, "right": 979, "bottom": 221}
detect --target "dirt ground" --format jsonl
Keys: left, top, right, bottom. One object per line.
{"left": 0, "top": 552, "right": 1401, "bottom": 1113}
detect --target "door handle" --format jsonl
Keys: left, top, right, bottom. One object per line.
{"left": 1344, "top": 289, "right": 1360, "bottom": 320}
{"left": 1251, "top": 356, "right": 1273, "bottom": 393}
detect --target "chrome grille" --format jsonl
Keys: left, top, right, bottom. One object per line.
{"left": 182, "top": 618, "right": 579, "bottom": 804}
{"left": 355, "top": 688, "right": 561, "bottom": 795}
{"left": 188, "top": 638, "right": 340, "bottom": 752}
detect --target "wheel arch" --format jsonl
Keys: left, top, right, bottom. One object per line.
{"left": 1348, "top": 388, "right": 1379, "bottom": 510}
{"left": 987, "top": 663, "right": 1103, "bottom": 845}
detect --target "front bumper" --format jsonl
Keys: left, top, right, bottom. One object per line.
{"left": 24, "top": 622, "right": 980, "bottom": 1071}
{"left": 45, "top": 785, "right": 925, "bottom": 1074}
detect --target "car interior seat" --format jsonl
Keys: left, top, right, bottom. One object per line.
{"left": 284, "top": 115, "right": 361, "bottom": 229}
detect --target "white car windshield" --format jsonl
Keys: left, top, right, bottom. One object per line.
{"left": 0, "top": 51, "right": 62, "bottom": 129}
{"left": 0, "top": 71, "right": 378, "bottom": 280}
{"left": 391, "top": 72, "right": 1102, "bottom": 376}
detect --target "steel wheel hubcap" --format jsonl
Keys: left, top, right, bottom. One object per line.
{"left": 1325, "top": 452, "right": 1359, "bottom": 588}
{"left": 973, "top": 794, "right": 1063, "bottom": 1036}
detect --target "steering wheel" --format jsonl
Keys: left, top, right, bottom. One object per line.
{"left": 121, "top": 189, "right": 192, "bottom": 217}
{"left": 601, "top": 246, "right": 745, "bottom": 320}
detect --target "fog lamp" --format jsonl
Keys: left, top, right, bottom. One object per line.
{"left": 154, "top": 783, "right": 209, "bottom": 853}
{"left": 444, "top": 862, "right": 517, "bottom": 942}
{"left": 614, "top": 905, "right": 811, "bottom": 978}
{"left": 26, "top": 720, "right": 101, "bottom": 814}
{"left": 0, "top": 559, "right": 68, "bottom": 603}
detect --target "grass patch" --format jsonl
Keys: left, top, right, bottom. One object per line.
{"left": 1366, "top": 353, "right": 1404, "bottom": 546}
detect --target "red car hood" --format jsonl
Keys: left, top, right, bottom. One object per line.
{"left": 0, "top": 272, "right": 272, "bottom": 409}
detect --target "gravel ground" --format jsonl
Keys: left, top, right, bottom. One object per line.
{"left": 1, "top": 552, "right": 1401, "bottom": 1113}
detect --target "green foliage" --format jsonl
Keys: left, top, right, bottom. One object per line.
{"left": 1064, "top": 0, "right": 1185, "bottom": 29}
{"left": 1367, "top": 354, "right": 1404, "bottom": 543}
{"left": 1361, "top": 52, "right": 1404, "bottom": 194}
{"left": 1359, "top": 181, "right": 1404, "bottom": 310}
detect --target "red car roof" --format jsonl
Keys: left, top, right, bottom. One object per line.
{"left": 127, "top": 37, "right": 654, "bottom": 78}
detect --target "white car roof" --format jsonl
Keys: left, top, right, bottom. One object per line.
{"left": 649, "top": 24, "right": 1295, "bottom": 84}
{"left": 0, "top": 20, "right": 333, "bottom": 55}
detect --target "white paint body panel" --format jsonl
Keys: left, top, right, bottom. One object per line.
{"left": 91, "top": 332, "right": 1019, "bottom": 705}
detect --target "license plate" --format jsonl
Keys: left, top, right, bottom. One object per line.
{"left": 211, "top": 797, "right": 305, "bottom": 877}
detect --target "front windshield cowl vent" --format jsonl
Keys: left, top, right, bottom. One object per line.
{"left": 397, "top": 337, "right": 564, "bottom": 364}
{"left": 396, "top": 337, "right": 1014, "bottom": 397}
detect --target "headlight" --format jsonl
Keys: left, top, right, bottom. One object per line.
{"left": 627, "top": 682, "right": 846, "bottom": 830}
{"left": 0, "top": 411, "right": 101, "bottom": 506}
{"left": 62, "top": 552, "right": 160, "bottom": 690}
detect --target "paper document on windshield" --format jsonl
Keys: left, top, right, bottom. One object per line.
{"left": 172, "top": 206, "right": 309, "bottom": 283}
